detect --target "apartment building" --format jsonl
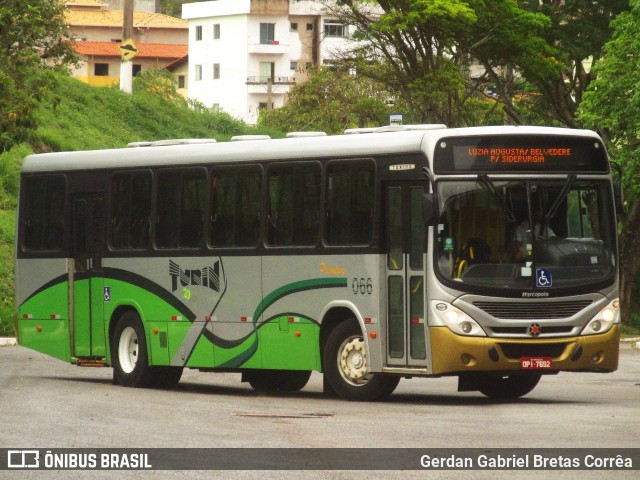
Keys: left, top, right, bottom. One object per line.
{"left": 182, "top": 0, "right": 354, "bottom": 124}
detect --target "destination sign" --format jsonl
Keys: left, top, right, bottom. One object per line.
{"left": 434, "top": 135, "right": 609, "bottom": 173}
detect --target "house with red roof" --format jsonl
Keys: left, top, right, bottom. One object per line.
{"left": 64, "top": 0, "right": 188, "bottom": 93}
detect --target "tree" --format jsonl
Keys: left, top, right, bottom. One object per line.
{"left": 258, "top": 67, "right": 392, "bottom": 134}
{"left": 325, "top": 0, "right": 481, "bottom": 126}
{"left": 133, "top": 68, "right": 185, "bottom": 105}
{"left": 512, "top": 0, "right": 629, "bottom": 127}
{"left": 159, "top": 0, "right": 199, "bottom": 16}
{"left": 579, "top": 0, "right": 640, "bottom": 322}
{"left": 0, "top": 0, "right": 76, "bottom": 153}
{"left": 322, "top": 1, "right": 627, "bottom": 128}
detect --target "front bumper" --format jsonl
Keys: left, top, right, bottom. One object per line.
{"left": 430, "top": 325, "right": 620, "bottom": 375}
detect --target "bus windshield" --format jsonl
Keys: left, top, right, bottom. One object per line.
{"left": 435, "top": 178, "right": 616, "bottom": 293}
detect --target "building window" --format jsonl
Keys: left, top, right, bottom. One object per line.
{"left": 290, "top": 61, "right": 298, "bottom": 71}
{"left": 259, "top": 62, "right": 275, "bottom": 82}
{"left": 324, "top": 20, "right": 346, "bottom": 38}
{"left": 195, "top": 25, "right": 203, "bottom": 41}
{"left": 290, "top": 22, "right": 298, "bottom": 32}
{"left": 178, "top": 75, "right": 186, "bottom": 89}
{"left": 195, "top": 64, "right": 202, "bottom": 81}
{"left": 306, "top": 23, "right": 314, "bottom": 31}
{"left": 213, "top": 24, "right": 220, "bottom": 39}
{"left": 260, "top": 23, "right": 275, "bottom": 44}
{"left": 213, "top": 63, "right": 220, "bottom": 80}
{"left": 132, "top": 64, "right": 142, "bottom": 76}
{"left": 94, "top": 63, "right": 109, "bottom": 76}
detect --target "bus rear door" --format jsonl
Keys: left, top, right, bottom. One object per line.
{"left": 384, "top": 183, "right": 430, "bottom": 369}
{"left": 71, "top": 193, "right": 106, "bottom": 359}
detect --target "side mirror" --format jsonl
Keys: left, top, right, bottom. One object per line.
{"left": 611, "top": 162, "right": 625, "bottom": 216}
{"left": 423, "top": 193, "right": 438, "bottom": 226}
{"left": 614, "top": 183, "right": 624, "bottom": 216}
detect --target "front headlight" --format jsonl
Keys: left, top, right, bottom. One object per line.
{"left": 581, "top": 299, "right": 620, "bottom": 336}
{"left": 431, "top": 301, "right": 486, "bottom": 336}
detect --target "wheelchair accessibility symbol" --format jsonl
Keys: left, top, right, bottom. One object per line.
{"left": 536, "top": 269, "right": 552, "bottom": 288}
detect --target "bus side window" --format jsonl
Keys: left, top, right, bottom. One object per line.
{"left": 180, "top": 171, "right": 206, "bottom": 248}
{"left": 23, "top": 175, "right": 67, "bottom": 252}
{"left": 326, "top": 161, "right": 374, "bottom": 246}
{"left": 156, "top": 168, "right": 206, "bottom": 249}
{"left": 210, "top": 166, "right": 263, "bottom": 248}
{"left": 267, "top": 163, "right": 319, "bottom": 247}
{"left": 110, "top": 172, "right": 151, "bottom": 250}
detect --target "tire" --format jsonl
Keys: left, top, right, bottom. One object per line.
{"left": 478, "top": 374, "right": 541, "bottom": 400}
{"left": 151, "top": 366, "right": 183, "bottom": 389}
{"left": 111, "top": 311, "right": 182, "bottom": 388}
{"left": 246, "top": 370, "right": 311, "bottom": 393}
{"left": 323, "top": 319, "right": 400, "bottom": 401}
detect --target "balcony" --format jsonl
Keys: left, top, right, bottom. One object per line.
{"left": 246, "top": 75, "right": 295, "bottom": 85}
{"left": 247, "top": 41, "right": 289, "bottom": 55}
{"left": 246, "top": 76, "right": 295, "bottom": 94}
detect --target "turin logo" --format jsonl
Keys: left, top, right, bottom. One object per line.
{"left": 170, "top": 260, "right": 221, "bottom": 293}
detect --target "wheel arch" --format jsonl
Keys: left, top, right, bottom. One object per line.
{"left": 319, "top": 302, "right": 375, "bottom": 372}
{"left": 107, "top": 303, "right": 145, "bottom": 365}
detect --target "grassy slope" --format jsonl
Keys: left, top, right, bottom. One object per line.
{"left": 0, "top": 75, "right": 279, "bottom": 335}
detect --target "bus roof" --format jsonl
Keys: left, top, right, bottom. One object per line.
{"left": 21, "top": 125, "right": 602, "bottom": 173}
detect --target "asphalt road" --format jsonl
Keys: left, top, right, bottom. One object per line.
{"left": 1, "top": 343, "right": 638, "bottom": 479}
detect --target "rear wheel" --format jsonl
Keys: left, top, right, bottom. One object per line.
{"left": 112, "top": 311, "right": 182, "bottom": 388}
{"left": 324, "top": 320, "right": 399, "bottom": 401}
{"left": 245, "top": 370, "right": 311, "bottom": 393}
{"left": 478, "top": 374, "right": 541, "bottom": 399}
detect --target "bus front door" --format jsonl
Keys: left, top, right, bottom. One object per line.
{"left": 385, "top": 183, "right": 430, "bottom": 369}
{"left": 71, "top": 194, "right": 106, "bottom": 359}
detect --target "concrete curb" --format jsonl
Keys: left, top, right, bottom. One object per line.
{"left": 621, "top": 337, "right": 640, "bottom": 350}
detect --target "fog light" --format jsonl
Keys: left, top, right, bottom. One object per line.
{"left": 592, "top": 353, "right": 601, "bottom": 363}
{"left": 591, "top": 320, "right": 602, "bottom": 332}
{"left": 461, "top": 321, "right": 473, "bottom": 334}
{"left": 461, "top": 354, "right": 476, "bottom": 366}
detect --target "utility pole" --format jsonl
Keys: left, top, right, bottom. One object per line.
{"left": 266, "top": 77, "right": 273, "bottom": 110}
{"left": 119, "top": 0, "right": 134, "bottom": 93}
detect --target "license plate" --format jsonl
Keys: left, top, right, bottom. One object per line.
{"left": 520, "top": 357, "right": 553, "bottom": 369}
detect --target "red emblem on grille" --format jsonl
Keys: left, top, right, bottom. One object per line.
{"left": 527, "top": 323, "right": 542, "bottom": 337}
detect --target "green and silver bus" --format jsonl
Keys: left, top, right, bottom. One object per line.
{"left": 15, "top": 125, "right": 621, "bottom": 400}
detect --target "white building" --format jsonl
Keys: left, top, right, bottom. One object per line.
{"left": 182, "top": 0, "right": 355, "bottom": 124}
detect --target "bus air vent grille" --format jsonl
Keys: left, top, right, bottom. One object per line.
{"left": 498, "top": 342, "right": 568, "bottom": 359}
{"left": 473, "top": 300, "right": 592, "bottom": 319}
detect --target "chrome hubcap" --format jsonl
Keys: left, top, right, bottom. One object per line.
{"left": 337, "top": 335, "right": 372, "bottom": 386}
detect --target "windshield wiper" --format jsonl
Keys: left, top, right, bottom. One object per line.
{"left": 478, "top": 174, "right": 516, "bottom": 223}
{"left": 545, "top": 173, "right": 576, "bottom": 222}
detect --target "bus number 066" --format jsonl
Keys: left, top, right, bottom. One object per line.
{"left": 352, "top": 277, "right": 373, "bottom": 295}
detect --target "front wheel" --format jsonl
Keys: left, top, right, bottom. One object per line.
{"left": 478, "top": 374, "right": 541, "bottom": 399}
{"left": 323, "top": 320, "right": 399, "bottom": 401}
